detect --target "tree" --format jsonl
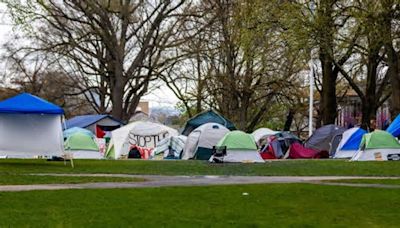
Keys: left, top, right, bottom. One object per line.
{"left": 280, "top": 0, "right": 360, "bottom": 126}
{"left": 166, "top": 0, "right": 304, "bottom": 131}
{"left": 3, "top": 52, "right": 92, "bottom": 117}
{"left": 380, "top": 0, "right": 400, "bottom": 119}
{"left": 333, "top": 1, "right": 393, "bottom": 129}
{"left": 3, "top": 0, "right": 190, "bottom": 121}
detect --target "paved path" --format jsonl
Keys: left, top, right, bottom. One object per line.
{"left": 0, "top": 174, "right": 400, "bottom": 192}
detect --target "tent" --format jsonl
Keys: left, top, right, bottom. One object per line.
{"left": 333, "top": 127, "right": 367, "bottom": 158}
{"left": 152, "top": 135, "right": 187, "bottom": 159}
{"left": 64, "top": 132, "right": 101, "bottom": 159}
{"left": 259, "top": 135, "right": 284, "bottom": 159}
{"left": 182, "top": 110, "right": 236, "bottom": 136}
{"left": 252, "top": 128, "right": 279, "bottom": 146}
{"left": 182, "top": 123, "right": 230, "bottom": 160}
{"left": 0, "top": 93, "right": 64, "bottom": 158}
{"left": 106, "top": 121, "right": 178, "bottom": 159}
{"left": 63, "top": 127, "right": 94, "bottom": 139}
{"left": 210, "top": 130, "right": 264, "bottom": 163}
{"left": 66, "top": 114, "right": 123, "bottom": 137}
{"left": 286, "top": 142, "right": 321, "bottom": 159}
{"left": 352, "top": 130, "right": 400, "bottom": 161}
{"left": 275, "top": 131, "right": 303, "bottom": 154}
{"left": 305, "top": 124, "right": 346, "bottom": 152}
{"left": 387, "top": 114, "right": 400, "bottom": 137}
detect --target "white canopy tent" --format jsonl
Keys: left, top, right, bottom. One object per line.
{"left": 0, "top": 93, "right": 64, "bottom": 158}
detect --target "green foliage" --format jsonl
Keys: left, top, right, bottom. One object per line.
{"left": 254, "top": 103, "right": 287, "bottom": 130}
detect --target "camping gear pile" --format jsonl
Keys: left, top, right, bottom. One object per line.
{"left": 2, "top": 93, "right": 400, "bottom": 162}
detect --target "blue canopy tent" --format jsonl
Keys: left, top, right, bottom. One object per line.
{"left": 0, "top": 93, "right": 65, "bottom": 158}
{"left": 182, "top": 110, "right": 236, "bottom": 136}
{"left": 333, "top": 127, "right": 367, "bottom": 158}
{"left": 0, "top": 93, "right": 64, "bottom": 114}
{"left": 387, "top": 114, "right": 400, "bottom": 137}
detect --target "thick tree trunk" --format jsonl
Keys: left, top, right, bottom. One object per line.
{"left": 382, "top": 0, "right": 400, "bottom": 120}
{"left": 318, "top": 1, "right": 337, "bottom": 125}
{"left": 320, "top": 54, "right": 337, "bottom": 125}
{"left": 111, "top": 77, "right": 125, "bottom": 121}
{"left": 283, "top": 109, "right": 294, "bottom": 131}
{"left": 387, "top": 48, "right": 400, "bottom": 119}
{"left": 360, "top": 100, "right": 375, "bottom": 130}
{"left": 360, "top": 49, "right": 379, "bottom": 130}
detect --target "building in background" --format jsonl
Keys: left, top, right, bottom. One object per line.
{"left": 336, "top": 90, "right": 390, "bottom": 130}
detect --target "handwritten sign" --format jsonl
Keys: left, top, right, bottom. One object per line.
{"left": 128, "top": 131, "right": 170, "bottom": 148}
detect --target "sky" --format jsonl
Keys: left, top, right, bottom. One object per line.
{"left": 0, "top": 3, "right": 179, "bottom": 108}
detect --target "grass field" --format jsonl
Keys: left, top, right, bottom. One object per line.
{"left": 0, "top": 174, "right": 145, "bottom": 185}
{"left": 0, "top": 183, "right": 399, "bottom": 227}
{"left": 1, "top": 159, "right": 400, "bottom": 176}
{"left": 1, "top": 159, "right": 400, "bottom": 227}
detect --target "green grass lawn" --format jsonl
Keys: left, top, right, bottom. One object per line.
{"left": 0, "top": 174, "right": 145, "bottom": 185}
{"left": 1, "top": 159, "right": 400, "bottom": 176}
{"left": 0, "top": 183, "right": 398, "bottom": 227}
{"left": 325, "top": 178, "right": 400, "bottom": 185}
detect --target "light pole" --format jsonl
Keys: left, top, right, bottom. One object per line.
{"left": 308, "top": 60, "right": 314, "bottom": 137}
{"left": 309, "top": 0, "right": 317, "bottom": 137}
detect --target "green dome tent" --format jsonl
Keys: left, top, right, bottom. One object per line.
{"left": 217, "top": 131, "right": 257, "bottom": 150}
{"left": 64, "top": 132, "right": 101, "bottom": 159}
{"left": 352, "top": 130, "right": 400, "bottom": 161}
{"left": 211, "top": 131, "right": 264, "bottom": 163}
{"left": 182, "top": 110, "right": 236, "bottom": 136}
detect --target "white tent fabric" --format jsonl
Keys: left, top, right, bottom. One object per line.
{"left": 222, "top": 150, "right": 265, "bottom": 163}
{"left": 66, "top": 150, "right": 103, "bottom": 159}
{"left": 334, "top": 149, "right": 357, "bottom": 159}
{"left": 108, "top": 121, "right": 178, "bottom": 159}
{"left": 0, "top": 114, "right": 64, "bottom": 158}
{"left": 209, "top": 150, "right": 265, "bottom": 163}
{"left": 252, "top": 128, "right": 279, "bottom": 144}
{"left": 334, "top": 127, "right": 359, "bottom": 158}
{"left": 182, "top": 123, "right": 230, "bottom": 160}
{"left": 351, "top": 149, "right": 400, "bottom": 161}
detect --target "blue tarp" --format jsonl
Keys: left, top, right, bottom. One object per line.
{"left": 66, "top": 114, "right": 122, "bottom": 129}
{"left": 341, "top": 128, "right": 367, "bottom": 150}
{"left": 387, "top": 114, "right": 400, "bottom": 137}
{"left": 182, "top": 110, "right": 236, "bottom": 136}
{"left": 0, "top": 93, "right": 64, "bottom": 114}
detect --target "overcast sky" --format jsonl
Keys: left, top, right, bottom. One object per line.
{"left": 0, "top": 3, "right": 179, "bottom": 108}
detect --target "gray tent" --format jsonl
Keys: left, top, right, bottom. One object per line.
{"left": 305, "top": 124, "right": 346, "bottom": 152}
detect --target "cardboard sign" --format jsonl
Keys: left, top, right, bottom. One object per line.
{"left": 374, "top": 152, "right": 383, "bottom": 161}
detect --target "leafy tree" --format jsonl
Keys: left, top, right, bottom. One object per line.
{"left": 2, "top": 0, "right": 191, "bottom": 121}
